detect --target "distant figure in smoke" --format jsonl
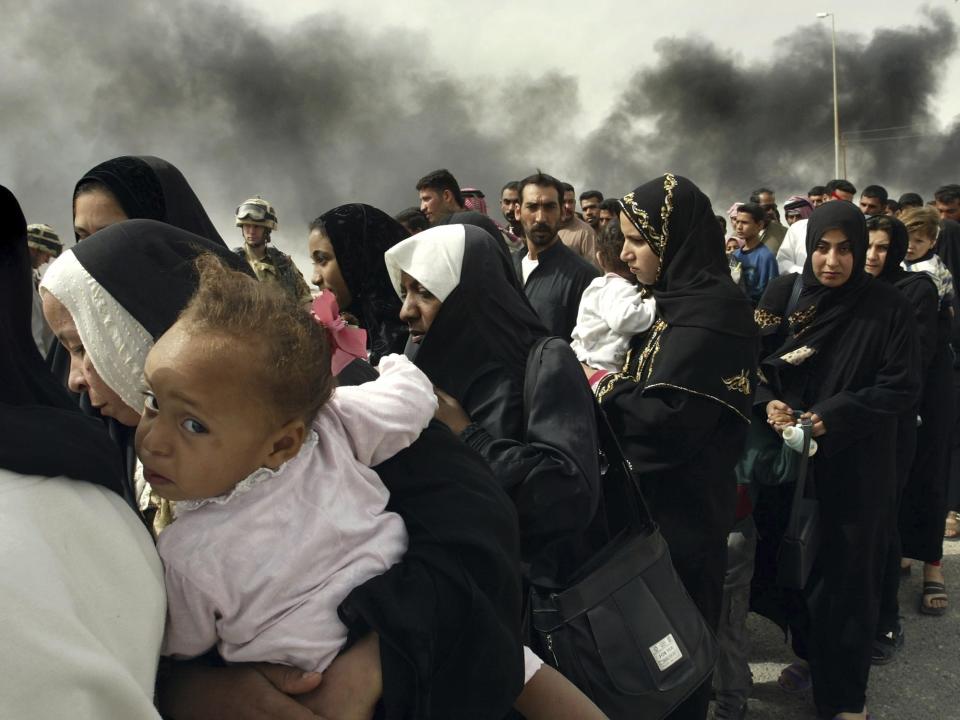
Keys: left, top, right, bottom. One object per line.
{"left": 27, "top": 223, "right": 62, "bottom": 354}
{"left": 598, "top": 197, "right": 621, "bottom": 229}
{"left": 394, "top": 206, "right": 429, "bottom": 235}
{"left": 558, "top": 181, "right": 598, "bottom": 264}
{"left": 884, "top": 199, "right": 900, "bottom": 217}
{"left": 579, "top": 189, "right": 604, "bottom": 230}
{"left": 858, "top": 185, "right": 888, "bottom": 217}
{"left": 783, "top": 196, "right": 814, "bottom": 225}
{"left": 897, "top": 192, "right": 923, "bottom": 213}
{"left": 416, "top": 168, "right": 465, "bottom": 225}
{"left": 777, "top": 179, "right": 856, "bottom": 275}
{"left": 750, "top": 187, "right": 786, "bottom": 254}
{"left": 233, "top": 196, "right": 312, "bottom": 307}
{"left": 808, "top": 185, "right": 828, "bottom": 208}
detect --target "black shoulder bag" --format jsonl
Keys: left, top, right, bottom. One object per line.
{"left": 776, "top": 418, "right": 820, "bottom": 590}
{"left": 524, "top": 337, "right": 717, "bottom": 719}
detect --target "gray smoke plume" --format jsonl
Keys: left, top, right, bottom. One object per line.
{"left": 580, "top": 7, "right": 959, "bottom": 207}
{"left": 2, "top": 0, "right": 958, "bottom": 271}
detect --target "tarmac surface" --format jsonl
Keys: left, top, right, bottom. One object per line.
{"left": 710, "top": 539, "right": 960, "bottom": 719}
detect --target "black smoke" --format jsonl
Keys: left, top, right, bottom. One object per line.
{"left": 2, "top": 0, "right": 958, "bottom": 267}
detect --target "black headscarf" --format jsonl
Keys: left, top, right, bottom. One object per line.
{"left": 318, "top": 204, "right": 409, "bottom": 362}
{"left": 70, "top": 219, "right": 251, "bottom": 340}
{"left": 866, "top": 214, "right": 914, "bottom": 287}
{"left": 74, "top": 155, "right": 223, "bottom": 244}
{"left": 393, "top": 225, "right": 547, "bottom": 409}
{"left": 0, "top": 185, "right": 124, "bottom": 494}
{"left": 620, "top": 173, "right": 756, "bottom": 337}
{"left": 757, "top": 201, "right": 873, "bottom": 388}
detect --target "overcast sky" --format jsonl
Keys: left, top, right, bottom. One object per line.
{"left": 5, "top": 0, "right": 959, "bottom": 277}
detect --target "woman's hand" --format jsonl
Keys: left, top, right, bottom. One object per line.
{"left": 766, "top": 399, "right": 794, "bottom": 433}
{"left": 434, "top": 388, "right": 471, "bottom": 434}
{"left": 801, "top": 411, "right": 826, "bottom": 438}
{"left": 291, "top": 633, "right": 382, "bottom": 720}
{"left": 157, "top": 661, "right": 325, "bottom": 720}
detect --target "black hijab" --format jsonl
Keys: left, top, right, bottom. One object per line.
{"left": 70, "top": 219, "right": 251, "bottom": 340}
{"left": 318, "top": 204, "right": 409, "bottom": 361}
{"left": 757, "top": 201, "right": 873, "bottom": 387}
{"left": 866, "top": 214, "right": 919, "bottom": 288}
{"left": 0, "top": 185, "right": 124, "bottom": 494}
{"left": 395, "top": 225, "right": 547, "bottom": 409}
{"left": 620, "top": 173, "right": 756, "bottom": 337}
{"left": 74, "top": 155, "right": 223, "bottom": 244}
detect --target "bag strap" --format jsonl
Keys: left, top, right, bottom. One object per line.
{"left": 522, "top": 336, "right": 553, "bottom": 435}
{"left": 778, "top": 273, "right": 804, "bottom": 337}
{"left": 784, "top": 418, "right": 813, "bottom": 536}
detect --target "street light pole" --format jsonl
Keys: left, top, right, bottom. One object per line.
{"left": 817, "top": 12, "right": 841, "bottom": 179}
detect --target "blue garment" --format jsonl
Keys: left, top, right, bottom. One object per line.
{"left": 733, "top": 243, "right": 779, "bottom": 304}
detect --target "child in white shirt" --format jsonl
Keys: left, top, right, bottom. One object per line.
{"left": 571, "top": 219, "right": 656, "bottom": 374}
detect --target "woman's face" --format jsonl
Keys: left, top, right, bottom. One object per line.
{"left": 906, "top": 229, "right": 936, "bottom": 262}
{"left": 73, "top": 188, "right": 128, "bottom": 241}
{"left": 41, "top": 291, "right": 142, "bottom": 426}
{"left": 308, "top": 228, "right": 353, "bottom": 308}
{"left": 398, "top": 271, "right": 442, "bottom": 344}
{"left": 865, "top": 229, "right": 891, "bottom": 277}
{"left": 619, "top": 213, "right": 660, "bottom": 285}
{"left": 725, "top": 238, "right": 739, "bottom": 255}
{"left": 811, "top": 228, "right": 854, "bottom": 288}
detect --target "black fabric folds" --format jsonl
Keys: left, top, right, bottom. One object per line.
{"left": 74, "top": 155, "right": 224, "bottom": 245}
{"left": 318, "top": 204, "right": 410, "bottom": 362}
{"left": 70, "top": 220, "right": 252, "bottom": 340}
{"left": 0, "top": 184, "right": 124, "bottom": 494}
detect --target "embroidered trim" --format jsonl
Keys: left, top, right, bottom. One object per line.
{"left": 789, "top": 305, "right": 817, "bottom": 335}
{"left": 595, "top": 319, "right": 668, "bottom": 403}
{"left": 173, "top": 430, "right": 319, "bottom": 516}
{"left": 754, "top": 307, "right": 781, "bottom": 329}
{"left": 644, "top": 382, "right": 751, "bottom": 423}
{"left": 722, "top": 370, "right": 752, "bottom": 396}
{"left": 620, "top": 174, "right": 679, "bottom": 283}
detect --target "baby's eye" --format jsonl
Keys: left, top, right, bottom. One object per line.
{"left": 181, "top": 418, "right": 208, "bottom": 435}
{"left": 143, "top": 391, "right": 159, "bottom": 412}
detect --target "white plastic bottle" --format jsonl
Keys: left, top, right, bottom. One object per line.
{"left": 782, "top": 425, "right": 818, "bottom": 456}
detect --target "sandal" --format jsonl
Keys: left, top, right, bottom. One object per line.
{"left": 777, "top": 661, "right": 811, "bottom": 694}
{"left": 920, "top": 581, "right": 948, "bottom": 616}
{"left": 946, "top": 511, "right": 960, "bottom": 541}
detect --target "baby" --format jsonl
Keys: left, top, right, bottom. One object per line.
{"left": 570, "top": 218, "right": 656, "bottom": 378}
{"left": 901, "top": 205, "right": 955, "bottom": 315}
{"left": 137, "top": 256, "right": 437, "bottom": 672}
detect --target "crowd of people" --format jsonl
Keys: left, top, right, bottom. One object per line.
{"left": 2, "top": 154, "right": 959, "bottom": 720}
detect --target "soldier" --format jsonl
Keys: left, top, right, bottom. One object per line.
{"left": 233, "top": 196, "right": 312, "bottom": 306}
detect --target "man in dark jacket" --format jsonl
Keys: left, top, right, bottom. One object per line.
{"left": 512, "top": 172, "right": 600, "bottom": 341}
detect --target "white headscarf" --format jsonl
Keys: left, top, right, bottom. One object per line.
{"left": 40, "top": 250, "right": 152, "bottom": 414}
{"left": 384, "top": 224, "right": 466, "bottom": 302}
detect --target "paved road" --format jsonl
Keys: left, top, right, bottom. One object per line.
{"left": 710, "top": 539, "right": 960, "bottom": 719}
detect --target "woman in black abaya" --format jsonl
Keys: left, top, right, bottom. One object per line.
{"left": 40, "top": 219, "right": 525, "bottom": 720}
{"left": 752, "top": 202, "right": 920, "bottom": 719}
{"left": 385, "top": 223, "right": 602, "bottom": 588}
{"left": 593, "top": 174, "right": 759, "bottom": 720}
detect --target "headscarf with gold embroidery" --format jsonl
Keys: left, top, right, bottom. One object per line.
{"left": 620, "top": 173, "right": 755, "bottom": 337}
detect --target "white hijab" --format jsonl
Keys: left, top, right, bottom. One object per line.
{"left": 384, "top": 224, "right": 466, "bottom": 302}
{"left": 39, "top": 250, "right": 152, "bottom": 413}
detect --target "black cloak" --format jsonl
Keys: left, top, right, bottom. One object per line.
{"left": 752, "top": 201, "right": 920, "bottom": 717}
{"left": 401, "top": 225, "right": 601, "bottom": 585}
{"left": 0, "top": 184, "right": 124, "bottom": 494}
{"left": 595, "top": 174, "right": 759, "bottom": 720}
{"left": 318, "top": 204, "right": 410, "bottom": 363}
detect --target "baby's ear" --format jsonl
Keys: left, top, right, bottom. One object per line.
{"left": 265, "top": 419, "right": 307, "bottom": 469}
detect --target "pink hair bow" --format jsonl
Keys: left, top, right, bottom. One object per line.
{"left": 311, "top": 291, "right": 368, "bottom": 375}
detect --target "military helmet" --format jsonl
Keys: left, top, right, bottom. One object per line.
{"left": 235, "top": 196, "right": 278, "bottom": 230}
{"left": 26, "top": 223, "right": 63, "bottom": 258}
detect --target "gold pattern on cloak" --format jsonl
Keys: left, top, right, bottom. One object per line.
{"left": 595, "top": 319, "right": 668, "bottom": 403}
{"left": 722, "top": 370, "right": 752, "bottom": 396}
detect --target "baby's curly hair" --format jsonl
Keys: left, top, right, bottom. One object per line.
{"left": 179, "top": 254, "right": 333, "bottom": 424}
{"left": 596, "top": 219, "right": 632, "bottom": 277}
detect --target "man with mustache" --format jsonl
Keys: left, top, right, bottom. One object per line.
{"left": 512, "top": 171, "right": 600, "bottom": 341}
